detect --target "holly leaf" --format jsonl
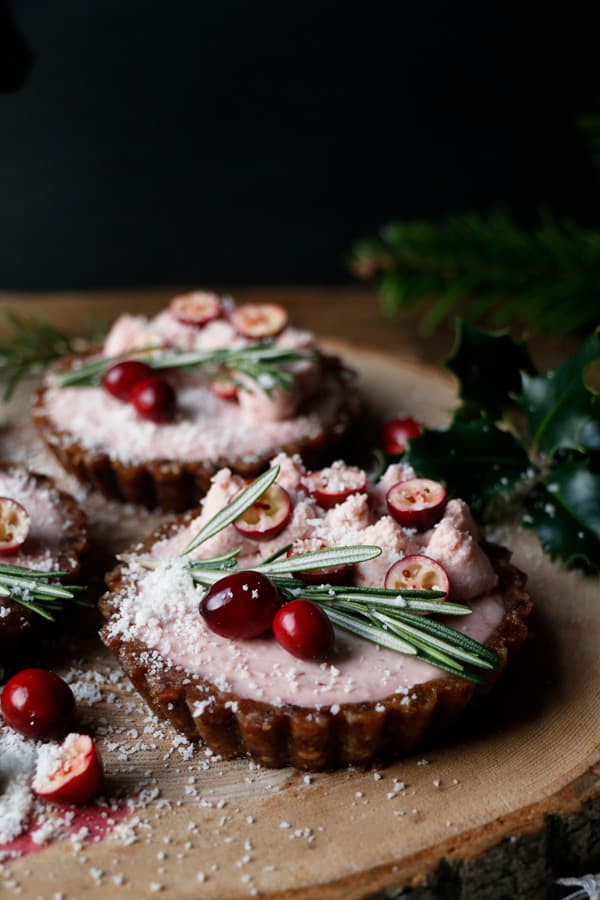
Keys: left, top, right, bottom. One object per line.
{"left": 404, "top": 417, "right": 530, "bottom": 516}
{"left": 446, "top": 322, "right": 535, "bottom": 420}
{"left": 523, "top": 459, "right": 600, "bottom": 569}
{"left": 518, "top": 329, "right": 600, "bottom": 457}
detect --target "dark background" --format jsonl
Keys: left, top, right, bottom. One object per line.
{"left": 1, "top": 0, "right": 599, "bottom": 289}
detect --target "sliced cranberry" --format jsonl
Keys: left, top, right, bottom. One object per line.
{"left": 33, "top": 733, "right": 104, "bottom": 805}
{"left": 230, "top": 303, "right": 288, "bottom": 339}
{"left": 287, "top": 541, "right": 352, "bottom": 585}
{"left": 102, "top": 360, "right": 153, "bottom": 402}
{"left": 234, "top": 483, "right": 292, "bottom": 540}
{"left": 273, "top": 600, "right": 335, "bottom": 662}
{"left": 386, "top": 478, "right": 447, "bottom": 531}
{"left": 1, "top": 668, "right": 75, "bottom": 740}
{"left": 385, "top": 555, "right": 450, "bottom": 600}
{"left": 130, "top": 375, "right": 177, "bottom": 423}
{"left": 380, "top": 416, "right": 422, "bottom": 455}
{"left": 201, "top": 571, "right": 282, "bottom": 640}
{"left": 210, "top": 377, "right": 238, "bottom": 401}
{"left": 169, "top": 291, "right": 223, "bottom": 328}
{"left": 303, "top": 464, "right": 367, "bottom": 509}
{"left": 0, "top": 497, "right": 31, "bottom": 554}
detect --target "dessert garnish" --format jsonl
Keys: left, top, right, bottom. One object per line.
{"left": 49, "top": 341, "right": 314, "bottom": 398}
{"left": 385, "top": 555, "right": 450, "bottom": 599}
{"left": 169, "top": 291, "right": 223, "bottom": 327}
{"left": 0, "top": 560, "right": 87, "bottom": 621}
{"left": 233, "top": 482, "right": 292, "bottom": 539}
{"left": 126, "top": 466, "right": 500, "bottom": 683}
{"left": 302, "top": 464, "right": 368, "bottom": 509}
{"left": 101, "top": 360, "right": 153, "bottom": 401}
{"left": 230, "top": 303, "right": 289, "bottom": 339}
{"left": 32, "top": 733, "right": 104, "bottom": 806}
{"left": 272, "top": 598, "right": 335, "bottom": 661}
{"left": 1, "top": 668, "right": 75, "bottom": 740}
{"left": 201, "top": 571, "right": 282, "bottom": 640}
{"left": 130, "top": 374, "right": 177, "bottom": 422}
{"left": 0, "top": 497, "right": 31, "bottom": 553}
{"left": 102, "top": 361, "right": 177, "bottom": 422}
{"left": 386, "top": 478, "right": 448, "bottom": 529}
{"left": 380, "top": 416, "right": 422, "bottom": 455}
{"left": 210, "top": 376, "right": 238, "bottom": 400}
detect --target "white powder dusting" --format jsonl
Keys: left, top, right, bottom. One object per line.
{"left": 0, "top": 729, "right": 39, "bottom": 843}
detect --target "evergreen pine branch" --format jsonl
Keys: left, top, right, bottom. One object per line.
{"left": 0, "top": 312, "right": 77, "bottom": 400}
{"left": 351, "top": 212, "right": 600, "bottom": 335}
{"left": 0, "top": 311, "right": 102, "bottom": 401}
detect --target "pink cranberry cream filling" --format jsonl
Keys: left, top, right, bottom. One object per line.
{"left": 42, "top": 297, "right": 351, "bottom": 463}
{"left": 0, "top": 469, "right": 67, "bottom": 571}
{"left": 105, "top": 455, "right": 505, "bottom": 708}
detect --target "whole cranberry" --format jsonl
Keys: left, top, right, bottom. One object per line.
{"left": 1, "top": 668, "right": 75, "bottom": 740}
{"left": 130, "top": 375, "right": 177, "bottom": 422}
{"left": 273, "top": 600, "right": 335, "bottom": 662}
{"left": 201, "top": 571, "right": 282, "bottom": 640}
{"left": 102, "top": 360, "right": 153, "bottom": 402}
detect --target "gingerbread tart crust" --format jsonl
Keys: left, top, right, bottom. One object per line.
{"left": 0, "top": 464, "right": 88, "bottom": 662}
{"left": 32, "top": 352, "right": 360, "bottom": 512}
{"left": 99, "top": 522, "right": 531, "bottom": 771}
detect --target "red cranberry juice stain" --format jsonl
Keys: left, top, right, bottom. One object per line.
{"left": 0, "top": 801, "right": 130, "bottom": 860}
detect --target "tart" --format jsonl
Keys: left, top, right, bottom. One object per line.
{"left": 33, "top": 294, "right": 359, "bottom": 511}
{"left": 99, "top": 454, "right": 531, "bottom": 771}
{"left": 0, "top": 465, "right": 87, "bottom": 664}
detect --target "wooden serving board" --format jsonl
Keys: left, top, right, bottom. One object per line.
{"left": 0, "top": 340, "right": 599, "bottom": 900}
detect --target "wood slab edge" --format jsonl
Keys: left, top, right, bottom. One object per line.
{"left": 273, "top": 765, "right": 600, "bottom": 900}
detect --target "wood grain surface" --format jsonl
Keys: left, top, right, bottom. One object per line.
{"left": 0, "top": 293, "right": 597, "bottom": 899}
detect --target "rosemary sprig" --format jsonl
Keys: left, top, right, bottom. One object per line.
{"left": 254, "top": 545, "right": 383, "bottom": 576}
{"left": 182, "top": 465, "right": 281, "bottom": 556}
{"left": 49, "top": 342, "right": 314, "bottom": 397}
{"left": 0, "top": 562, "right": 88, "bottom": 621}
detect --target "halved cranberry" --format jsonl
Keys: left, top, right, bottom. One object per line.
{"left": 1, "top": 668, "right": 75, "bottom": 740}
{"left": 380, "top": 416, "right": 422, "bottom": 455}
{"left": 102, "top": 360, "right": 153, "bottom": 402}
{"left": 385, "top": 555, "right": 450, "bottom": 600}
{"left": 273, "top": 600, "right": 335, "bottom": 662}
{"left": 0, "top": 497, "right": 31, "bottom": 554}
{"left": 287, "top": 541, "right": 352, "bottom": 585}
{"left": 169, "top": 291, "right": 223, "bottom": 328}
{"left": 230, "top": 303, "right": 288, "bottom": 339}
{"left": 386, "top": 478, "right": 447, "bottom": 531}
{"left": 303, "top": 464, "right": 367, "bottom": 509}
{"left": 33, "top": 733, "right": 104, "bottom": 806}
{"left": 130, "top": 375, "right": 177, "bottom": 422}
{"left": 234, "top": 483, "right": 292, "bottom": 540}
{"left": 201, "top": 571, "right": 282, "bottom": 640}
{"left": 210, "top": 377, "right": 238, "bottom": 401}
